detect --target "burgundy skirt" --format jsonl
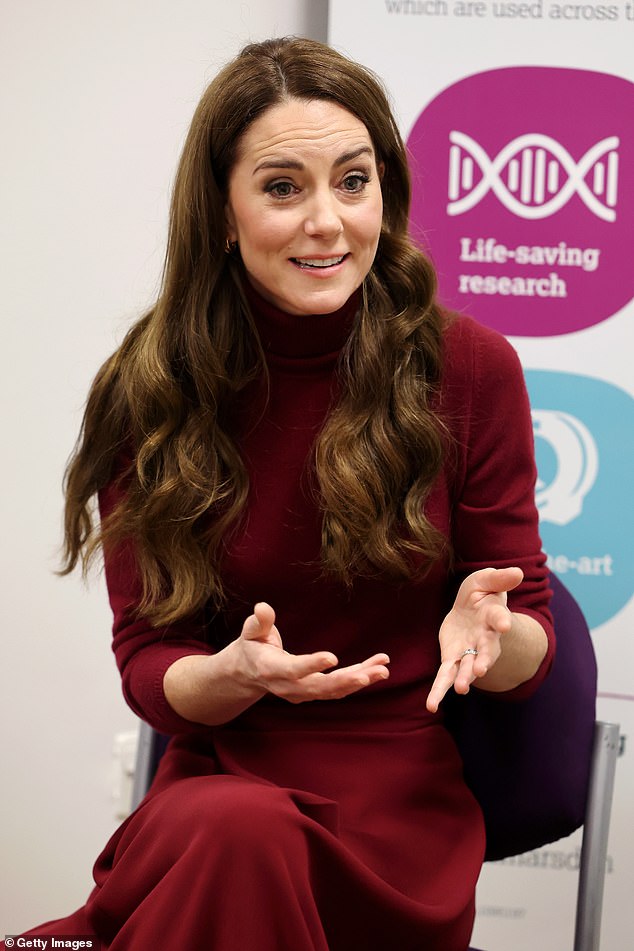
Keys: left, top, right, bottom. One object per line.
{"left": 7, "top": 718, "right": 484, "bottom": 951}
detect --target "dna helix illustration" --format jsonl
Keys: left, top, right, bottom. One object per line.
{"left": 447, "top": 131, "right": 619, "bottom": 221}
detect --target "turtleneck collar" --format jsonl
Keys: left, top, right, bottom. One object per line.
{"left": 244, "top": 280, "right": 361, "bottom": 361}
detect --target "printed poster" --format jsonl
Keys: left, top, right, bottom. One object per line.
{"left": 329, "top": 4, "right": 633, "bottom": 949}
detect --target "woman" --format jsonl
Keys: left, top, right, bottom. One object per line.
{"left": 14, "top": 37, "right": 553, "bottom": 950}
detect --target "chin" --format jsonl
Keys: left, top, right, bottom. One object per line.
{"left": 287, "top": 285, "right": 359, "bottom": 316}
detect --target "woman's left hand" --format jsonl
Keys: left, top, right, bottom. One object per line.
{"left": 426, "top": 566, "right": 523, "bottom": 713}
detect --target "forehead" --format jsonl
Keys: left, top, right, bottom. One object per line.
{"left": 234, "top": 98, "right": 375, "bottom": 166}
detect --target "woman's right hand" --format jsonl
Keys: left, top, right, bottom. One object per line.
{"left": 164, "top": 602, "right": 390, "bottom": 726}
{"left": 233, "top": 602, "right": 390, "bottom": 703}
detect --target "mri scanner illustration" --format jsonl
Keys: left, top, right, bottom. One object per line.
{"left": 532, "top": 409, "right": 599, "bottom": 526}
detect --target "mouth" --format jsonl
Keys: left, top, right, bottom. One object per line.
{"left": 290, "top": 254, "right": 348, "bottom": 269}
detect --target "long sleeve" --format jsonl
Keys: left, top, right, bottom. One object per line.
{"left": 99, "top": 478, "right": 215, "bottom": 734}
{"left": 441, "top": 314, "right": 555, "bottom": 698}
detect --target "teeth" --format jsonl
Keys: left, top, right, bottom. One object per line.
{"left": 293, "top": 255, "right": 345, "bottom": 268}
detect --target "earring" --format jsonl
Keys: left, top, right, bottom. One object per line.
{"left": 224, "top": 238, "right": 238, "bottom": 254}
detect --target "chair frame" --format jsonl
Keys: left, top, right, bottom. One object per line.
{"left": 131, "top": 717, "right": 162, "bottom": 813}
{"left": 573, "top": 720, "right": 619, "bottom": 951}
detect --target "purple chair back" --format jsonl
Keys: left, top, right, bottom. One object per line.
{"left": 444, "top": 572, "right": 597, "bottom": 860}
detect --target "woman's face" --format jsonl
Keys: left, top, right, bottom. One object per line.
{"left": 225, "top": 97, "right": 384, "bottom": 316}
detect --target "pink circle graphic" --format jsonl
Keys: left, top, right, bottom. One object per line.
{"left": 407, "top": 68, "right": 634, "bottom": 336}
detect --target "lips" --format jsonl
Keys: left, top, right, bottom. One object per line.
{"left": 291, "top": 254, "right": 348, "bottom": 269}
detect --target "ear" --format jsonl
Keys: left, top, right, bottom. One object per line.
{"left": 224, "top": 202, "right": 237, "bottom": 244}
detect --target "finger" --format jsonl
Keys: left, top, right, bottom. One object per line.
{"left": 255, "top": 647, "right": 339, "bottom": 691}
{"left": 279, "top": 652, "right": 389, "bottom": 689}
{"left": 453, "top": 652, "right": 479, "bottom": 694}
{"left": 426, "top": 660, "right": 460, "bottom": 713}
{"left": 280, "top": 650, "right": 340, "bottom": 680}
{"left": 427, "top": 645, "right": 491, "bottom": 712}
{"left": 306, "top": 661, "right": 390, "bottom": 700}
{"left": 241, "top": 602, "right": 276, "bottom": 640}
{"left": 356, "top": 653, "right": 391, "bottom": 669}
{"left": 483, "top": 602, "right": 514, "bottom": 637}
{"left": 471, "top": 566, "right": 523, "bottom": 595}
{"left": 275, "top": 655, "right": 390, "bottom": 703}
{"left": 310, "top": 655, "right": 390, "bottom": 691}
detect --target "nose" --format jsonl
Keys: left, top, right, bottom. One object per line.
{"left": 303, "top": 189, "right": 344, "bottom": 239}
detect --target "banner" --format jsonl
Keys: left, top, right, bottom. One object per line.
{"left": 329, "top": 4, "right": 633, "bottom": 949}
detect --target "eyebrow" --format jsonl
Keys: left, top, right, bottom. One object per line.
{"left": 253, "top": 145, "right": 374, "bottom": 175}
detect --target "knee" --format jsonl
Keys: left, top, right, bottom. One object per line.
{"left": 147, "top": 776, "right": 304, "bottom": 854}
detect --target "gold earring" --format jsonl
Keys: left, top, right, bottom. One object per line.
{"left": 224, "top": 238, "right": 237, "bottom": 254}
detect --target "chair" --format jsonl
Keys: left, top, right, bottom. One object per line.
{"left": 573, "top": 721, "right": 619, "bottom": 951}
{"left": 130, "top": 574, "right": 619, "bottom": 951}
{"left": 445, "top": 572, "right": 599, "bottom": 860}
{"left": 132, "top": 718, "right": 618, "bottom": 951}
{"left": 131, "top": 717, "right": 169, "bottom": 812}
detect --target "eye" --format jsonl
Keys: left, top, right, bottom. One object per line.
{"left": 341, "top": 172, "right": 370, "bottom": 193}
{"left": 265, "top": 180, "right": 297, "bottom": 199}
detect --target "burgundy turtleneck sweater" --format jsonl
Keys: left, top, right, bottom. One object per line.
{"left": 100, "top": 288, "right": 554, "bottom": 736}
{"left": 94, "top": 289, "right": 555, "bottom": 948}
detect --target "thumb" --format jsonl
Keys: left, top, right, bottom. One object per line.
{"left": 485, "top": 566, "right": 524, "bottom": 594}
{"left": 241, "top": 601, "right": 276, "bottom": 641}
{"left": 464, "top": 566, "right": 523, "bottom": 595}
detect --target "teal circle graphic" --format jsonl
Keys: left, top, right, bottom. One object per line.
{"left": 525, "top": 369, "right": 634, "bottom": 629}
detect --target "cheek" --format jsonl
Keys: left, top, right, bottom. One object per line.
{"left": 356, "top": 203, "right": 383, "bottom": 252}
{"left": 240, "top": 212, "right": 295, "bottom": 253}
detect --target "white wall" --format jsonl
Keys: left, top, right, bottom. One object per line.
{"left": 0, "top": 0, "right": 327, "bottom": 935}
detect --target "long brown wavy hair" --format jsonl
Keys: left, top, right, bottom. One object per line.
{"left": 61, "top": 37, "right": 449, "bottom": 626}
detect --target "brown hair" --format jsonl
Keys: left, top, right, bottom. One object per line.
{"left": 61, "top": 37, "right": 447, "bottom": 625}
